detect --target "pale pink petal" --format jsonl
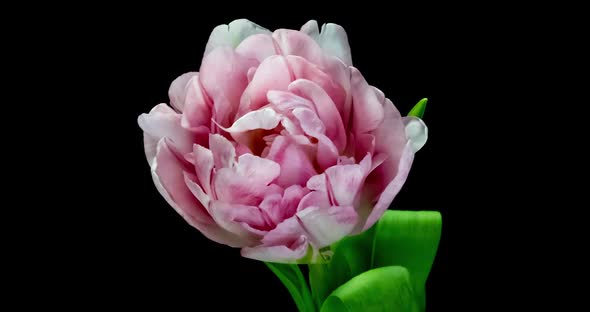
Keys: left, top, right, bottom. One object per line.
{"left": 291, "top": 107, "right": 338, "bottom": 170}
{"left": 200, "top": 47, "right": 257, "bottom": 128}
{"left": 247, "top": 67, "right": 257, "bottom": 83}
{"left": 168, "top": 72, "right": 197, "bottom": 112}
{"left": 238, "top": 55, "right": 293, "bottom": 117}
{"left": 273, "top": 29, "right": 324, "bottom": 64}
{"left": 296, "top": 205, "right": 358, "bottom": 248}
{"left": 213, "top": 154, "right": 280, "bottom": 206}
{"left": 181, "top": 74, "right": 212, "bottom": 129}
{"left": 350, "top": 67, "right": 385, "bottom": 134}
{"left": 235, "top": 34, "right": 277, "bottom": 62}
{"left": 138, "top": 104, "right": 194, "bottom": 164}
{"left": 209, "top": 200, "right": 267, "bottom": 245}
{"left": 324, "top": 154, "right": 372, "bottom": 206}
{"left": 183, "top": 172, "right": 210, "bottom": 210}
{"left": 301, "top": 20, "right": 352, "bottom": 66}
{"left": 267, "top": 90, "right": 316, "bottom": 113}
{"left": 209, "top": 134, "right": 236, "bottom": 169}
{"left": 205, "top": 19, "right": 271, "bottom": 56}
{"left": 297, "top": 190, "right": 331, "bottom": 212}
{"left": 266, "top": 135, "right": 317, "bottom": 187}
{"left": 192, "top": 144, "right": 213, "bottom": 197}
{"left": 241, "top": 236, "right": 309, "bottom": 263}
{"left": 355, "top": 133, "right": 375, "bottom": 161}
{"left": 363, "top": 142, "right": 414, "bottom": 230}
{"left": 259, "top": 193, "right": 283, "bottom": 226}
{"left": 403, "top": 116, "right": 428, "bottom": 152}
{"left": 221, "top": 107, "right": 282, "bottom": 133}
{"left": 281, "top": 185, "right": 309, "bottom": 220}
{"left": 152, "top": 139, "right": 211, "bottom": 225}
{"left": 288, "top": 79, "right": 347, "bottom": 152}
{"left": 286, "top": 56, "right": 346, "bottom": 110}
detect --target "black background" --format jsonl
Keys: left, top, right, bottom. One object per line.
{"left": 31, "top": 9, "right": 497, "bottom": 311}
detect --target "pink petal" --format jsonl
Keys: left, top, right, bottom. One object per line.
{"left": 213, "top": 154, "right": 280, "bottom": 206}
{"left": 138, "top": 104, "right": 194, "bottom": 164}
{"left": 181, "top": 74, "right": 213, "bottom": 129}
{"left": 289, "top": 79, "right": 347, "bottom": 152}
{"left": 266, "top": 135, "right": 317, "bottom": 187}
{"left": 296, "top": 205, "right": 358, "bottom": 248}
{"left": 273, "top": 29, "right": 324, "bottom": 65}
{"left": 363, "top": 142, "right": 414, "bottom": 230}
{"left": 168, "top": 72, "right": 197, "bottom": 112}
{"left": 183, "top": 172, "right": 210, "bottom": 211}
{"left": 350, "top": 67, "right": 385, "bottom": 134}
{"left": 297, "top": 190, "right": 331, "bottom": 212}
{"left": 259, "top": 193, "right": 283, "bottom": 226}
{"left": 241, "top": 235, "right": 309, "bottom": 263}
{"left": 209, "top": 134, "right": 236, "bottom": 169}
{"left": 205, "top": 19, "right": 271, "bottom": 56}
{"left": 267, "top": 90, "right": 316, "bottom": 113}
{"left": 209, "top": 200, "right": 267, "bottom": 246}
{"left": 235, "top": 34, "right": 278, "bottom": 62}
{"left": 291, "top": 107, "right": 338, "bottom": 170}
{"left": 192, "top": 144, "right": 213, "bottom": 197}
{"left": 324, "top": 154, "right": 372, "bottom": 206}
{"left": 281, "top": 185, "right": 309, "bottom": 221}
{"left": 355, "top": 133, "right": 375, "bottom": 161}
{"left": 222, "top": 107, "right": 282, "bottom": 133}
{"left": 200, "top": 47, "right": 257, "bottom": 128}
{"left": 286, "top": 55, "right": 346, "bottom": 111}
{"left": 152, "top": 139, "right": 211, "bottom": 226}
{"left": 237, "top": 55, "right": 293, "bottom": 117}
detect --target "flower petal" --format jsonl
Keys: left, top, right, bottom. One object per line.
{"left": 168, "top": 72, "right": 197, "bottom": 112}
{"left": 272, "top": 29, "right": 324, "bottom": 65}
{"left": 205, "top": 19, "right": 271, "bottom": 56}
{"left": 209, "top": 133, "right": 236, "bottom": 169}
{"left": 138, "top": 104, "right": 194, "bottom": 164}
{"left": 296, "top": 205, "right": 358, "bottom": 248}
{"left": 209, "top": 200, "right": 267, "bottom": 245}
{"left": 363, "top": 142, "right": 414, "bottom": 230}
{"left": 403, "top": 116, "right": 428, "bottom": 152}
{"left": 241, "top": 235, "right": 309, "bottom": 263}
{"left": 238, "top": 55, "right": 293, "bottom": 117}
{"left": 266, "top": 135, "right": 317, "bottom": 187}
{"left": 200, "top": 47, "right": 257, "bottom": 128}
{"left": 235, "top": 34, "right": 278, "bottom": 62}
{"left": 183, "top": 172, "right": 210, "bottom": 210}
{"left": 292, "top": 107, "right": 338, "bottom": 170}
{"left": 350, "top": 67, "right": 385, "bottom": 134}
{"left": 181, "top": 74, "right": 212, "bottom": 129}
{"left": 222, "top": 107, "right": 282, "bottom": 133}
{"left": 191, "top": 144, "right": 213, "bottom": 197}
{"left": 301, "top": 20, "right": 352, "bottom": 66}
{"left": 324, "top": 154, "right": 372, "bottom": 206}
{"left": 289, "top": 79, "right": 347, "bottom": 152}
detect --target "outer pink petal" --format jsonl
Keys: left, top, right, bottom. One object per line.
{"left": 288, "top": 79, "right": 347, "bottom": 152}
{"left": 350, "top": 67, "right": 385, "bottom": 134}
{"left": 184, "top": 173, "right": 210, "bottom": 211}
{"left": 138, "top": 104, "right": 194, "bottom": 164}
{"left": 362, "top": 142, "right": 414, "bottom": 230}
{"left": 168, "top": 72, "right": 197, "bottom": 112}
{"left": 209, "top": 133, "right": 236, "bottom": 169}
{"left": 235, "top": 34, "right": 277, "bottom": 62}
{"left": 200, "top": 47, "right": 257, "bottom": 128}
{"left": 296, "top": 205, "right": 358, "bottom": 248}
{"left": 152, "top": 139, "right": 210, "bottom": 224}
{"left": 238, "top": 55, "right": 293, "bottom": 117}
{"left": 181, "top": 74, "right": 212, "bottom": 129}
{"left": 266, "top": 135, "right": 317, "bottom": 187}
{"left": 191, "top": 144, "right": 214, "bottom": 197}
{"left": 241, "top": 236, "right": 308, "bottom": 263}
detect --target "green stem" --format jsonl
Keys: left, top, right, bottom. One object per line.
{"left": 265, "top": 262, "right": 316, "bottom": 312}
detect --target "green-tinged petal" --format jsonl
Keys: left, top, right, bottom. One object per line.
{"left": 371, "top": 210, "right": 442, "bottom": 311}
{"left": 320, "top": 266, "right": 419, "bottom": 312}
{"left": 408, "top": 98, "right": 427, "bottom": 118}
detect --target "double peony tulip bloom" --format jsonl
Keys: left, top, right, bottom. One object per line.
{"left": 138, "top": 19, "right": 427, "bottom": 263}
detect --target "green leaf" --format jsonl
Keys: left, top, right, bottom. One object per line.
{"left": 408, "top": 98, "right": 428, "bottom": 118}
{"left": 371, "top": 210, "right": 442, "bottom": 311}
{"left": 265, "top": 262, "right": 316, "bottom": 312}
{"left": 320, "top": 266, "right": 419, "bottom": 312}
{"left": 309, "top": 225, "right": 376, "bottom": 308}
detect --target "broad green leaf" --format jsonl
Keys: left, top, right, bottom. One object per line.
{"left": 266, "top": 262, "right": 315, "bottom": 312}
{"left": 371, "top": 210, "right": 442, "bottom": 311}
{"left": 408, "top": 98, "right": 428, "bottom": 118}
{"left": 320, "top": 266, "right": 419, "bottom": 312}
{"left": 309, "top": 225, "right": 376, "bottom": 308}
